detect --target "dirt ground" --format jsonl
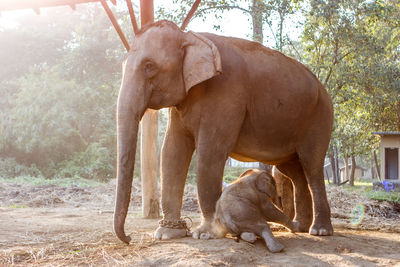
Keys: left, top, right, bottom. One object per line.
{"left": 1, "top": 179, "right": 400, "bottom": 266}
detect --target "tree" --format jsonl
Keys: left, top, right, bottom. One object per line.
{"left": 302, "top": 0, "right": 400, "bottom": 185}
{"left": 157, "top": 0, "right": 302, "bottom": 48}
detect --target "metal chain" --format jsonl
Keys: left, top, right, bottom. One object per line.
{"left": 158, "top": 216, "right": 192, "bottom": 231}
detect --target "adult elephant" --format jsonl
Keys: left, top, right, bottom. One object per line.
{"left": 114, "top": 20, "right": 333, "bottom": 244}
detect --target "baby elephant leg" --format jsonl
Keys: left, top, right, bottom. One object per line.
{"left": 242, "top": 222, "right": 285, "bottom": 253}
{"left": 260, "top": 225, "right": 285, "bottom": 253}
{"left": 240, "top": 232, "right": 257, "bottom": 243}
{"left": 261, "top": 201, "right": 299, "bottom": 232}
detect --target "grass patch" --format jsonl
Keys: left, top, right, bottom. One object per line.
{"left": 0, "top": 175, "right": 105, "bottom": 187}
{"left": 8, "top": 204, "right": 27, "bottom": 208}
{"left": 362, "top": 189, "right": 400, "bottom": 203}
{"left": 342, "top": 179, "right": 400, "bottom": 203}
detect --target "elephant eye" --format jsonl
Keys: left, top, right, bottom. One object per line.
{"left": 143, "top": 61, "right": 158, "bottom": 77}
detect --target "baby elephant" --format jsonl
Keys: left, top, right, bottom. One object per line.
{"left": 214, "top": 169, "right": 298, "bottom": 253}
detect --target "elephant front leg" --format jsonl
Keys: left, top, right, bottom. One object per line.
{"left": 154, "top": 116, "right": 195, "bottom": 240}
{"left": 192, "top": 149, "right": 227, "bottom": 239}
{"left": 260, "top": 201, "right": 299, "bottom": 232}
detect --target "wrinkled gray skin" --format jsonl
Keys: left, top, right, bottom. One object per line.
{"left": 114, "top": 20, "right": 333, "bottom": 244}
{"left": 213, "top": 169, "right": 299, "bottom": 253}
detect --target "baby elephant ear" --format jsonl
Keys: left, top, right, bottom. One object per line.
{"left": 239, "top": 169, "right": 257, "bottom": 178}
{"left": 255, "top": 172, "right": 275, "bottom": 197}
{"left": 182, "top": 31, "right": 222, "bottom": 93}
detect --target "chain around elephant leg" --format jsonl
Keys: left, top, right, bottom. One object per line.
{"left": 154, "top": 218, "right": 192, "bottom": 240}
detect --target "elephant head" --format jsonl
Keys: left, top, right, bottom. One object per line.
{"left": 254, "top": 171, "right": 279, "bottom": 205}
{"left": 238, "top": 169, "right": 279, "bottom": 205}
{"left": 114, "top": 20, "right": 222, "bottom": 243}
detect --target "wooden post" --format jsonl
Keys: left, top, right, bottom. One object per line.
{"left": 140, "top": 110, "right": 160, "bottom": 218}
{"left": 140, "top": 0, "right": 160, "bottom": 219}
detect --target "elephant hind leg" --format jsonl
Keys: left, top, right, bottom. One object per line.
{"left": 243, "top": 222, "right": 284, "bottom": 253}
{"left": 296, "top": 119, "right": 333, "bottom": 236}
{"left": 298, "top": 152, "right": 333, "bottom": 236}
{"left": 276, "top": 159, "right": 313, "bottom": 232}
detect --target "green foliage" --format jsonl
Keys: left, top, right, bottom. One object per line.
{"left": 302, "top": 0, "right": 400, "bottom": 166}
{"left": 0, "top": 158, "right": 42, "bottom": 178}
{"left": 157, "top": 0, "right": 303, "bottom": 48}
{"left": 0, "top": 5, "right": 124, "bottom": 181}
{"left": 55, "top": 143, "right": 114, "bottom": 181}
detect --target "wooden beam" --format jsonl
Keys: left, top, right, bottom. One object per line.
{"left": 140, "top": 0, "right": 160, "bottom": 219}
{"left": 0, "top": 0, "right": 114, "bottom": 12}
{"left": 181, "top": 0, "right": 201, "bottom": 31}
{"left": 125, "top": 0, "right": 139, "bottom": 34}
{"left": 140, "top": 0, "right": 154, "bottom": 27}
{"left": 100, "top": 0, "right": 130, "bottom": 52}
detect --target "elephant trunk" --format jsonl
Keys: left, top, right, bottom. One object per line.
{"left": 114, "top": 82, "right": 149, "bottom": 244}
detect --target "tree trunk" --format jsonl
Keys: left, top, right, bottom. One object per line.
{"left": 329, "top": 152, "right": 337, "bottom": 184}
{"left": 251, "top": 0, "right": 264, "bottom": 43}
{"left": 374, "top": 150, "right": 381, "bottom": 181}
{"left": 140, "top": 110, "right": 160, "bottom": 219}
{"left": 371, "top": 157, "right": 375, "bottom": 179}
{"left": 278, "top": 13, "right": 284, "bottom": 51}
{"left": 140, "top": 0, "right": 160, "bottom": 219}
{"left": 350, "top": 147, "right": 356, "bottom": 186}
{"left": 334, "top": 145, "right": 340, "bottom": 184}
{"left": 344, "top": 156, "right": 349, "bottom": 181}
{"left": 325, "top": 168, "right": 330, "bottom": 184}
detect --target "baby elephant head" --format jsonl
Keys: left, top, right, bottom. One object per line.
{"left": 239, "top": 169, "right": 279, "bottom": 204}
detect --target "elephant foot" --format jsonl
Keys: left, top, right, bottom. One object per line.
{"left": 267, "top": 240, "right": 285, "bottom": 253}
{"left": 261, "top": 231, "right": 285, "bottom": 253}
{"left": 154, "top": 226, "right": 187, "bottom": 240}
{"left": 192, "top": 223, "right": 214, "bottom": 240}
{"left": 240, "top": 232, "right": 257, "bottom": 243}
{"left": 309, "top": 222, "right": 333, "bottom": 236}
{"left": 290, "top": 221, "right": 300, "bottom": 233}
{"left": 293, "top": 219, "right": 312, "bottom": 233}
{"left": 192, "top": 219, "right": 223, "bottom": 240}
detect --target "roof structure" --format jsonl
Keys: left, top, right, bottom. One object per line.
{"left": 0, "top": 0, "right": 133, "bottom": 50}
{"left": 0, "top": 0, "right": 113, "bottom": 12}
{"left": 0, "top": 0, "right": 201, "bottom": 52}
{"left": 372, "top": 131, "right": 400, "bottom": 136}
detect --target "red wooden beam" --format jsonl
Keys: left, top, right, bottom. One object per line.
{"left": 140, "top": 0, "right": 153, "bottom": 27}
{"left": 125, "top": 0, "right": 139, "bottom": 34}
{"left": 100, "top": 0, "right": 130, "bottom": 51}
{"left": 181, "top": 0, "right": 201, "bottom": 31}
{"left": 0, "top": 0, "right": 112, "bottom": 12}
{"left": 1, "top": 0, "right": 129, "bottom": 52}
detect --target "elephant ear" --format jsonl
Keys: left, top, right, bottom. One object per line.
{"left": 255, "top": 172, "right": 275, "bottom": 198}
{"left": 182, "top": 31, "right": 222, "bottom": 93}
{"left": 239, "top": 169, "right": 257, "bottom": 179}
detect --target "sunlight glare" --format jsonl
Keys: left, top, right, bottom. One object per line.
{"left": 0, "top": 10, "right": 31, "bottom": 29}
